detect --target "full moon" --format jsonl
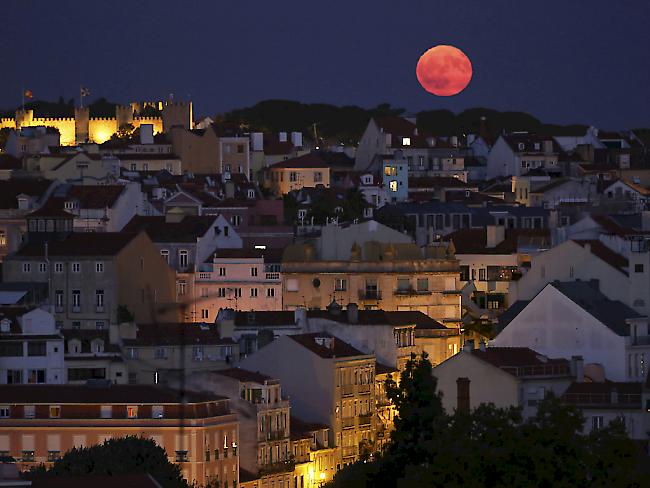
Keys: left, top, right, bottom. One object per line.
{"left": 416, "top": 45, "right": 473, "bottom": 96}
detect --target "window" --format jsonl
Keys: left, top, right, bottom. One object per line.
{"left": 314, "top": 172, "right": 323, "bottom": 183}
{"left": 251, "top": 267, "right": 258, "bottom": 277}
{"left": 24, "top": 405, "right": 35, "bottom": 418}
{"left": 250, "top": 288, "right": 258, "bottom": 298}
{"left": 402, "top": 137, "right": 411, "bottom": 146}
{"left": 54, "top": 262, "right": 63, "bottom": 273}
{"left": 389, "top": 180, "right": 398, "bottom": 192}
{"left": 286, "top": 279, "right": 299, "bottom": 292}
{"left": 7, "top": 370, "right": 22, "bottom": 383}
{"left": 335, "top": 278, "right": 347, "bottom": 291}
{"left": 127, "top": 406, "right": 138, "bottom": 418}
{"left": 95, "top": 321, "right": 105, "bottom": 330}
{"left": 175, "top": 451, "right": 189, "bottom": 462}
{"left": 224, "top": 226, "right": 229, "bottom": 237}
{"left": 49, "top": 406, "right": 61, "bottom": 418}
{"left": 478, "top": 269, "right": 486, "bottom": 281}
{"left": 201, "top": 309, "right": 209, "bottom": 319}
{"left": 28, "top": 370, "right": 45, "bottom": 383}
{"left": 130, "top": 163, "right": 137, "bottom": 171}
{"left": 160, "top": 249, "right": 169, "bottom": 263}
{"left": 0, "top": 406, "right": 9, "bottom": 418}
{"left": 27, "top": 342, "right": 46, "bottom": 357}
{"left": 217, "top": 287, "right": 226, "bottom": 298}
{"left": 267, "top": 288, "right": 275, "bottom": 298}
{"left": 234, "top": 288, "right": 242, "bottom": 298}
{"left": 96, "top": 290, "right": 104, "bottom": 310}
{"left": 71, "top": 262, "right": 80, "bottom": 273}
{"left": 219, "top": 267, "right": 226, "bottom": 276}
{"left": 152, "top": 405, "right": 164, "bottom": 419}
{"left": 22, "top": 262, "right": 31, "bottom": 273}
{"left": 154, "top": 347, "right": 168, "bottom": 360}
{"left": 177, "top": 280, "right": 187, "bottom": 296}
{"left": 397, "top": 278, "right": 411, "bottom": 292}
{"left": 232, "top": 215, "right": 242, "bottom": 226}
{"left": 417, "top": 278, "right": 429, "bottom": 292}
{"left": 39, "top": 262, "right": 47, "bottom": 273}
{"left": 100, "top": 406, "right": 112, "bottom": 418}
{"left": 127, "top": 348, "right": 139, "bottom": 359}
{"left": 290, "top": 172, "right": 297, "bottom": 182}
{"left": 22, "top": 451, "right": 35, "bottom": 462}
{"left": 592, "top": 416, "right": 604, "bottom": 430}
{"left": 193, "top": 346, "right": 204, "bottom": 361}
{"left": 179, "top": 250, "right": 189, "bottom": 269}
{"left": 635, "top": 264, "right": 644, "bottom": 273}
{"left": 95, "top": 262, "right": 104, "bottom": 273}
{"left": 72, "top": 290, "right": 81, "bottom": 311}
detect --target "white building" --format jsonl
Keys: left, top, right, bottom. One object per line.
{"left": 0, "top": 307, "right": 64, "bottom": 384}
{"left": 493, "top": 281, "right": 648, "bottom": 381}
{"left": 487, "top": 134, "right": 561, "bottom": 179}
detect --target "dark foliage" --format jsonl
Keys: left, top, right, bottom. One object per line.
{"left": 25, "top": 436, "right": 189, "bottom": 488}
{"left": 327, "top": 353, "right": 649, "bottom": 488}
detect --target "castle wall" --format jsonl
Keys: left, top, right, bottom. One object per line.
{"left": 88, "top": 118, "right": 118, "bottom": 144}
{"left": 133, "top": 117, "right": 163, "bottom": 135}
{"left": 0, "top": 119, "right": 16, "bottom": 130}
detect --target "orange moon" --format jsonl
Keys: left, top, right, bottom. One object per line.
{"left": 416, "top": 45, "right": 473, "bottom": 96}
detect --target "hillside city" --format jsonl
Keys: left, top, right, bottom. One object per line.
{"left": 1, "top": 98, "right": 650, "bottom": 486}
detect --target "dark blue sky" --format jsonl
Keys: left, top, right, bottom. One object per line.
{"left": 3, "top": 0, "right": 649, "bottom": 129}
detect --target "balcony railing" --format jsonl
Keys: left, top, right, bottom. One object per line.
{"left": 259, "top": 460, "right": 295, "bottom": 476}
{"left": 341, "top": 417, "right": 356, "bottom": 429}
{"left": 341, "top": 385, "right": 355, "bottom": 397}
{"left": 358, "top": 384, "right": 371, "bottom": 394}
{"left": 393, "top": 287, "right": 431, "bottom": 296}
{"left": 266, "top": 430, "right": 287, "bottom": 441}
{"left": 265, "top": 272, "right": 280, "bottom": 280}
{"left": 358, "top": 414, "right": 372, "bottom": 426}
{"left": 500, "top": 364, "right": 570, "bottom": 377}
{"left": 358, "top": 290, "right": 382, "bottom": 301}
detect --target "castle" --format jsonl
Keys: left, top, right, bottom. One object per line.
{"left": 0, "top": 100, "right": 193, "bottom": 146}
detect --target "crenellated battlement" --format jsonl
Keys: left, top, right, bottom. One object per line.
{"left": 34, "top": 117, "right": 75, "bottom": 122}
{"left": 89, "top": 117, "right": 116, "bottom": 121}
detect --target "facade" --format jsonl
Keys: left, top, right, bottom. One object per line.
{"left": 192, "top": 249, "right": 282, "bottom": 321}
{"left": 434, "top": 342, "right": 575, "bottom": 418}
{"left": 0, "top": 308, "right": 64, "bottom": 385}
{"left": 493, "top": 281, "right": 648, "bottom": 381}
{"left": 281, "top": 240, "right": 462, "bottom": 324}
{"left": 487, "top": 134, "right": 562, "bottom": 179}
{"left": 3, "top": 231, "right": 179, "bottom": 328}
{"left": 0, "top": 384, "right": 237, "bottom": 486}
{"left": 240, "top": 333, "right": 376, "bottom": 465}
{"left": 265, "top": 153, "right": 330, "bottom": 196}
{"left": 62, "top": 329, "right": 127, "bottom": 385}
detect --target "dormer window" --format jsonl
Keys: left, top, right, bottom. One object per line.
{"left": 402, "top": 137, "right": 411, "bottom": 146}
{"left": 17, "top": 197, "right": 29, "bottom": 210}
{"left": 64, "top": 201, "right": 76, "bottom": 210}
{"left": 247, "top": 189, "right": 255, "bottom": 199}
{"left": 534, "top": 143, "right": 540, "bottom": 151}
{"left": 0, "top": 319, "right": 11, "bottom": 333}
{"left": 518, "top": 143, "right": 525, "bottom": 151}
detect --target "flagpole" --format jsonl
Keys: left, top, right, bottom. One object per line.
{"left": 21, "top": 86, "right": 25, "bottom": 113}
{"left": 80, "top": 85, "right": 83, "bottom": 109}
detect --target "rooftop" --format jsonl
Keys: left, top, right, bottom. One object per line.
{"left": 122, "top": 322, "right": 235, "bottom": 347}
{"left": 471, "top": 347, "right": 571, "bottom": 377}
{"left": 215, "top": 367, "right": 276, "bottom": 384}
{"left": 268, "top": 152, "right": 329, "bottom": 170}
{"left": 13, "top": 232, "right": 139, "bottom": 257}
{"left": 123, "top": 215, "right": 218, "bottom": 243}
{"left": 289, "top": 332, "right": 370, "bottom": 359}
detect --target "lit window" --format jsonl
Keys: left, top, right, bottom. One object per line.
{"left": 49, "top": 406, "right": 61, "bottom": 418}
{"left": 127, "top": 406, "right": 138, "bottom": 418}
{"left": 402, "top": 137, "right": 411, "bottom": 146}
{"left": 389, "top": 181, "right": 398, "bottom": 192}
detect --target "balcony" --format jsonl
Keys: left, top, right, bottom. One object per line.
{"left": 358, "top": 290, "right": 382, "bottom": 301}
{"left": 259, "top": 460, "right": 295, "bottom": 476}
{"left": 358, "top": 384, "right": 371, "bottom": 394}
{"left": 358, "top": 414, "right": 372, "bottom": 426}
{"left": 341, "top": 385, "right": 355, "bottom": 397}
{"left": 342, "top": 446, "right": 357, "bottom": 459}
{"left": 341, "top": 417, "right": 355, "bottom": 429}
{"left": 265, "top": 272, "right": 280, "bottom": 281}
{"left": 393, "top": 287, "right": 431, "bottom": 296}
{"left": 266, "top": 429, "right": 287, "bottom": 441}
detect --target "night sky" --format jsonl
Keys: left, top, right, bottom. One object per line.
{"left": 3, "top": 0, "right": 649, "bottom": 129}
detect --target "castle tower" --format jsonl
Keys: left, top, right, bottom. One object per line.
{"left": 74, "top": 107, "right": 90, "bottom": 144}
{"left": 15, "top": 109, "right": 34, "bottom": 130}
{"left": 162, "top": 101, "right": 193, "bottom": 132}
{"left": 115, "top": 105, "right": 135, "bottom": 129}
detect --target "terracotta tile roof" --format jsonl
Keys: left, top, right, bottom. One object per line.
{"left": 289, "top": 332, "right": 370, "bottom": 359}
{"left": 268, "top": 152, "right": 329, "bottom": 170}
{"left": 573, "top": 240, "right": 628, "bottom": 275}
{"left": 0, "top": 384, "right": 226, "bottom": 404}
{"left": 13, "top": 232, "right": 139, "bottom": 257}
{"left": 211, "top": 247, "right": 284, "bottom": 263}
{"left": 122, "top": 322, "right": 235, "bottom": 347}
{"left": 123, "top": 215, "right": 218, "bottom": 243}
{"left": 592, "top": 214, "right": 650, "bottom": 236}
{"left": 65, "top": 185, "right": 125, "bottom": 208}
{"left": 216, "top": 367, "right": 275, "bottom": 384}
{"left": 30, "top": 474, "right": 163, "bottom": 488}
{"left": 0, "top": 178, "right": 53, "bottom": 209}
{"left": 471, "top": 347, "right": 570, "bottom": 377}
{"left": 449, "top": 228, "right": 550, "bottom": 254}
{"left": 502, "top": 133, "right": 561, "bottom": 153}
{"left": 26, "top": 201, "right": 75, "bottom": 218}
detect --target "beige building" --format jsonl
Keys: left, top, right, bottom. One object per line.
{"left": 281, "top": 240, "right": 462, "bottom": 324}
{"left": 3, "top": 230, "right": 179, "bottom": 328}
{"left": 169, "top": 126, "right": 250, "bottom": 176}
{"left": 241, "top": 333, "right": 375, "bottom": 466}
{"left": 434, "top": 342, "right": 575, "bottom": 417}
{"left": 0, "top": 384, "right": 238, "bottom": 486}
{"left": 265, "top": 153, "right": 330, "bottom": 196}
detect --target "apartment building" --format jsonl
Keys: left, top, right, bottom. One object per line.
{"left": 0, "top": 384, "right": 239, "bottom": 486}
{"left": 264, "top": 153, "right": 330, "bottom": 196}
{"left": 3, "top": 230, "right": 179, "bottom": 328}
{"left": 240, "top": 333, "right": 376, "bottom": 465}
{"left": 0, "top": 308, "right": 64, "bottom": 385}
{"left": 193, "top": 249, "right": 282, "bottom": 321}
{"left": 281, "top": 240, "right": 461, "bottom": 324}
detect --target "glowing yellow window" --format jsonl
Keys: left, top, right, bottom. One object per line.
{"left": 389, "top": 181, "right": 398, "bottom": 192}
{"left": 127, "top": 406, "right": 138, "bottom": 418}
{"left": 49, "top": 406, "right": 61, "bottom": 418}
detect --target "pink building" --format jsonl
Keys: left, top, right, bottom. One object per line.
{"left": 191, "top": 249, "right": 283, "bottom": 321}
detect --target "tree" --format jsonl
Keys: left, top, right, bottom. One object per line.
{"left": 26, "top": 436, "right": 189, "bottom": 488}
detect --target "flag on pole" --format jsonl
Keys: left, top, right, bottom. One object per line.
{"left": 24, "top": 89, "right": 33, "bottom": 99}
{"left": 80, "top": 87, "right": 90, "bottom": 97}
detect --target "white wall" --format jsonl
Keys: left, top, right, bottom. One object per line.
{"left": 494, "top": 285, "right": 628, "bottom": 380}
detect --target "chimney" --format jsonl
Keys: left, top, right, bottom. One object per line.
{"left": 486, "top": 225, "right": 505, "bottom": 248}
{"left": 225, "top": 181, "right": 235, "bottom": 199}
{"left": 291, "top": 132, "right": 303, "bottom": 148}
{"left": 571, "top": 355, "right": 584, "bottom": 382}
{"left": 279, "top": 132, "right": 287, "bottom": 142}
{"left": 463, "top": 339, "right": 475, "bottom": 352}
{"left": 294, "top": 307, "right": 307, "bottom": 327}
{"left": 139, "top": 124, "right": 154, "bottom": 144}
{"left": 478, "top": 340, "right": 487, "bottom": 351}
{"left": 251, "top": 132, "right": 263, "bottom": 152}
{"left": 346, "top": 303, "right": 359, "bottom": 324}
{"left": 456, "top": 377, "right": 470, "bottom": 414}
